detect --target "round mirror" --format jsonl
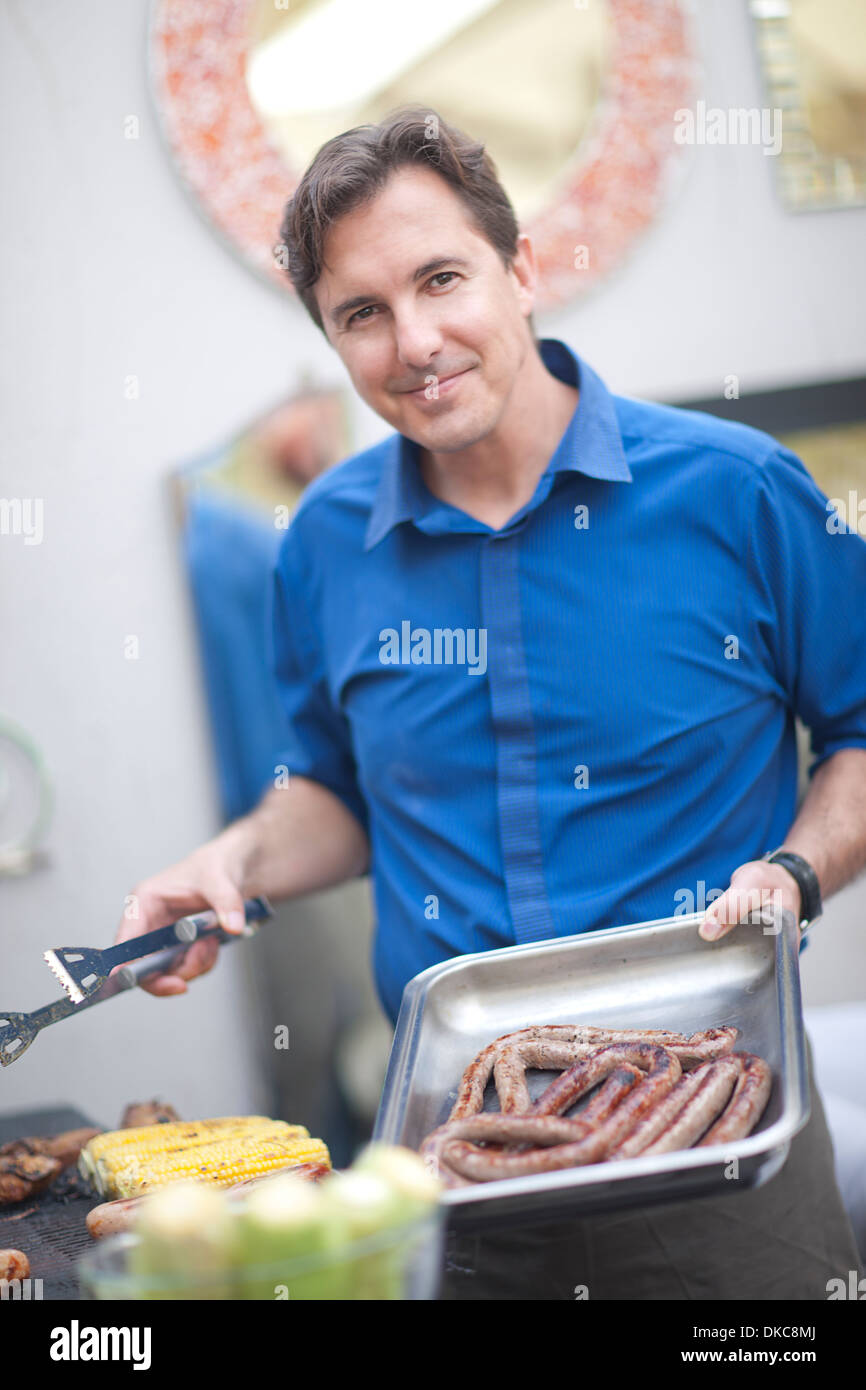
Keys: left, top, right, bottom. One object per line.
{"left": 245, "top": 0, "right": 612, "bottom": 225}
{"left": 151, "top": 0, "right": 696, "bottom": 309}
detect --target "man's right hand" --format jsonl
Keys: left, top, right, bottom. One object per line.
{"left": 115, "top": 845, "right": 251, "bottom": 997}
{"left": 114, "top": 777, "right": 370, "bottom": 998}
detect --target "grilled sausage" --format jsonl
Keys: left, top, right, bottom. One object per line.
{"left": 449, "top": 1027, "right": 587, "bottom": 1120}
{"left": 428, "top": 1023, "right": 764, "bottom": 1186}
{"left": 608, "top": 1063, "right": 716, "bottom": 1158}
{"left": 441, "top": 1131, "right": 605, "bottom": 1181}
{"left": 225, "top": 1161, "right": 331, "bottom": 1194}
{"left": 669, "top": 1028, "right": 740, "bottom": 1069}
{"left": 449, "top": 1025, "right": 737, "bottom": 1120}
{"left": 422, "top": 1065, "right": 645, "bottom": 1179}
{"left": 636, "top": 1058, "right": 742, "bottom": 1155}
{"left": 0, "top": 1249, "right": 30, "bottom": 1281}
{"left": 437, "top": 1047, "right": 682, "bottom": 1182}
{"left": 531, "top": 1043, "right": 680, "bottom": 1118}
{"left": 420, "top": 1114, "right": 590, "bottom": 1190}
{"left": 86, "top": 1196, "right": 147, "bottom": 1239}
{"left": 441, "top": 1078, "right": 648, "bottom": 1182}
{"left": 696, "top": 1054, "right": 772, "bottom": 1146}
{"left": 85, "top": 1160, "right": 333, "bottom": 1237}
{"left": 493, "top": 1042, "right": 601, "bottom": 1113}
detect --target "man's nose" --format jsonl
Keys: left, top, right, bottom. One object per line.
{"left": 391, "top": 307, "right": 444, "bottom": 372}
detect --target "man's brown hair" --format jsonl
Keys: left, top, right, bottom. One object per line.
{"left": 278, "top": 105, "right": 535, "bottom": 338}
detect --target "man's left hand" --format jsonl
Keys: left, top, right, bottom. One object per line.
{"left": 698, "top": 859, "right": 802, "bottom": 941}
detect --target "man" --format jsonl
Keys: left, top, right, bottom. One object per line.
{"left": 119, "top": 107, "right": 866, "bottom": 1298}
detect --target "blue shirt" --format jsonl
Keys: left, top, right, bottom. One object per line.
{"left": 268, "top": 338, "right": 866, "bottom": 1024}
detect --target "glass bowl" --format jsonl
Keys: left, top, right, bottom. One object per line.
{"left": 78, "top": 1208, "right": 444, "bottom": 1301}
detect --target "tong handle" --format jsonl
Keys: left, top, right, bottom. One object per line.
{"left": 109, "top": 896, "right": 272, "bottom": 968}
{"left": 114, "top": 921, "right": 255, "bottom": 989}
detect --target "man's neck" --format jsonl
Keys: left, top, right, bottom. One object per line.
{"left": 417, "top": 344, "right": 579, "bottom": 531}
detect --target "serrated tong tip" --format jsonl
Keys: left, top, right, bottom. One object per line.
{"left": 42, "top": 950, "right": 88, "bottom": 1005}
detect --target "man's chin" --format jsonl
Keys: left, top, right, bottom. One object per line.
{"left": 386, "top": 403, "right": 493, "bottom": 454}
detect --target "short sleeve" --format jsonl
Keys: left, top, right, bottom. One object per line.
{"left": 267, "top": 534, "right": 369, "bottom": 834}
{"left": 747, "top": 445, "right": 866, "bottom": 777}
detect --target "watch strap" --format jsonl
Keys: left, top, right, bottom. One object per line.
{"left": 762, "top": 849, "right": 823, "bottom": 927}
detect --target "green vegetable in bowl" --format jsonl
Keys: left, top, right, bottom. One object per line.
{"left": 234, "top": 1173, "right": 341, "bottom": 1301}
{"left": 352, "top": 1143, "right": 442, "bottom": 1216}
{"left": 117, "top": 1143, "right": 443, "bottom": 1300}
{"left": 321, "top": 1171, "right": 400, "bottom": 1300}
{"left": 346, "top": 1145, "right": 443, "bottom": 1299}
{"left": 128, "top": 1181, "right": 235, "bottom": 1300}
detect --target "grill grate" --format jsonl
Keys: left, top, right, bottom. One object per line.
{"left": 0, "top": 1105, "right": 106, "bottom": 1301}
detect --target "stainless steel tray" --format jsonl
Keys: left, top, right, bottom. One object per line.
{"left": 373, "top": 910, "right": 810, "bottom": 1229}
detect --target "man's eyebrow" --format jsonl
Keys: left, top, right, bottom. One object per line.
{"left": 330, "top": 257, "right": 472, "bottom": 325}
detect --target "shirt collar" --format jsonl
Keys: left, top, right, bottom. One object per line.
{"left": 364, "top": 337, "right": 632, "bottom": 551}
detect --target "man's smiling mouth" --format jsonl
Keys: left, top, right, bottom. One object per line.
{"left": 400, "top": 366, "right": 476, "bottom": 399}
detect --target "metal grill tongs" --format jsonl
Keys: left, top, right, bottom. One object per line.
{"left": 0, "top": 896, "right": 273, "bottom": 1067}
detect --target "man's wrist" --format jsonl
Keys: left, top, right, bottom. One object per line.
{"left": 762, "top": 847, "right": 823, "bottom": 926}
{"left": 215, "top": 815, "right": 261, "bottom": 886}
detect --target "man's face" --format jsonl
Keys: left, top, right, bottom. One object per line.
{"left": 315, "top": 166, "right": 536, "bottom": 454}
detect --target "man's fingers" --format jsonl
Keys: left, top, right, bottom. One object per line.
{"left": 699, "top": 864, "right": 798, "bottom": 941}
{"left": 137, "top": 974, "right": 188, "bottom": 997}
{"left": 111, "top": 865, "right": 249, "bottom": 1002}
{"left": 172, "top": 937, "right": 221, "bottom": 981}
{"left": 114, "top": 886, "right": 198, "bottom": 945}
{"left": 209, "top": 884, "right": 249, "bottom": 936}
{"left": 701, "top": 888, "right": 770, "bottom": 940}
{"left": 703, "top": 888, "right": 760, "bottom": 933}
{"left": 215, "top": 907, "right": 247, "bottom": 935}
{"left": 114, "top": 880, "right": 247, "bottom": 953}
{"left": 134, "top": 939, "right": 221, "bottom": 994}
{"left": 699, "top": 899, "right": 735, "bottom": 942}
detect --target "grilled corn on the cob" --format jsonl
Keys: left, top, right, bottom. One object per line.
{"left": 84, "top": 1117, "right": 272, "bottom": 1174}
{"left": 80, "top": 1117, "right": 280, "bottom": 1194}
{"left": 114, "top": 1136, "right": 331, "bottom": 1199}
{"left": 79, "top": 1118, "right": 330, "bottom": 1198}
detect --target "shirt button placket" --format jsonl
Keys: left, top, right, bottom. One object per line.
{"left": 480, "top": 527, "right": 555, "bottom": 945}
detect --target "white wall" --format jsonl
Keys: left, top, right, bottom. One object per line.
{"left": 1, "top": 0, "right": 863, "bottom": 1127}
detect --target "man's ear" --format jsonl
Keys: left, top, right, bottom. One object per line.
{"left": 508, "top": 232, "right": 538, "bottom": 320}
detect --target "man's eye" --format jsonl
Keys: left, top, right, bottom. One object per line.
{"left": 347, "top": 273, "right": 457, "bottom": 325}
{"left": 348, "top": 305, "right": 377, "bottom": 325}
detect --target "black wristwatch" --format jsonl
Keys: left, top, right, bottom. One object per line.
{"left": 762, "top": 848, "right": 823, "bottom": 929}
